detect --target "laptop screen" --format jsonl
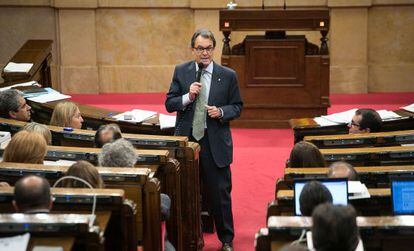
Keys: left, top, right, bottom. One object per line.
{"left": 392, "top": 178, "right": 414, "bottom": 215}
{"left": 294, "top": 179, "right": 348, "bottom": 216}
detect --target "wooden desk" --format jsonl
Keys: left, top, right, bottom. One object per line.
{"left": 304, "top": 129, "right": 414, "bottom": 148}
{"left": 263, "top": 215, "right": 414, "bottom": 251}
{"left": 0, "top": 117, "right": 202, "bottom": 251}
{"left": 1, "top": 40, "right": 52, "bottom": 88}
{"left": 320, "top": 145, "right": 414, "bottom": 166}
{"left": 29, "top": 237, "right": 75, "bottom": 251}
{"left": 282, "top": 165, "right": 414, "bottom": 189}
{"left": 269, "top": 188, "right": 391, "bottom": 217}
{"left": 0, "top": 162, "right": 162, "bottom": 251}
{"left": 290, "top": 109, "right": 414, "bottom": 143}
{"left": 219, "top": 9, "right": 330, "bottom": 128}
{"left": 0, "top": 213, "right": 101, "bottom": 251}
{"left": 28, "top": 100, "right": 174, "bottom": 136}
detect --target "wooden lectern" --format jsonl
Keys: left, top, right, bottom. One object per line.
{"left": 1, "top": 40, "right": 53, "bottom": 87}
{"left": 219, "top": 9, "right": 330, "bottom": 128}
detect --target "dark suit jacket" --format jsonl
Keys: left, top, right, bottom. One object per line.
{"left": 165, "top": 61, "right": 243, "bottom": 167}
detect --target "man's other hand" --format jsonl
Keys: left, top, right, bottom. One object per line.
{"left": 206, "top": 105, "right": 222, "bottom": 118}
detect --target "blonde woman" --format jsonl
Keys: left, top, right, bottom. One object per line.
{"left": 50, "top": 101, "right": 84, "bottom": 129}
{"left": 3, "top": 130, "right": 47, "bottom": 164}
{"left": 22, "top": 122, "right": 52, "bottom": 145}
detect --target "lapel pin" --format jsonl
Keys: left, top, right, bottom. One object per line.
{"left": 218, "top": 78, "right": 221, "bottom": 82}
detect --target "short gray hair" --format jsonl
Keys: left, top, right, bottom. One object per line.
{"left": 0, "top": 89, "right": 22, "bottom": 118}
{"left": 190, "top": 28, "right": 216, "bottom": 48}
{"left": 98, "top": 138, "right": 137, "bottom": 167}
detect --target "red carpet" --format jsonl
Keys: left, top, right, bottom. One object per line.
{"left": 70, "top": 92, "right": 414, "bottom": 251}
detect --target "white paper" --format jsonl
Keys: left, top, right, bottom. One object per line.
{"left": 113, "top": 109, "right": 157, "bottom": 123}
{"left": 43, "top": 160, "right": 76, "bottom": 166}
{"left": 0, "top": 131, "right": 11, "bottom": 144}
{"left": 321, "top": 109, "right": 357, "bottom": 124}
{"left": 348, "top": 181, "right": 371, "bottom": 200}
{"left": 0, "top": 233, "right": 30, "bottom": 251}
{"left": 32, "top": 247, "right": 64, "bottom": 251}
{"left": 377, "top": 110, "right": 402, "bottom": 121}
{"left": 0, "top": 81, "right": 40, "bottom": 92}
{"left": 159, "top": 114, "right": 176, "bottom": 129}
{"left": 313, "top": 116, "right": 340, "bottom": 126}
{"left": 28, "top": 92, "right": 71, "bottom": 103}
{"left": 402, "top": 103, "right": 414, "bottom": 113}
{"left": 3, "top": 62, "right": 33, "bottom": 73}
{"left": 0, "top": 131, "right": 11, "bottom": 149}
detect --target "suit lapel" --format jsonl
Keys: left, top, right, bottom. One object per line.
{"left": 208, "top": 62, "right": 222, "bottom": 105}
{"left": 185, "top": 61, "right": 196, "bottom": 92}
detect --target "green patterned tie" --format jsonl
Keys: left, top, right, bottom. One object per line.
{"left": 192, "top": 70, "right": 207, "bottom": 141}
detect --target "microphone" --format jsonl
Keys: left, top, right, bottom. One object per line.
{"left": 196, "top": 62, "right": 204, "bottom": 82}
{"left": 53, "top": 176, "right": 97, "bottom": 229}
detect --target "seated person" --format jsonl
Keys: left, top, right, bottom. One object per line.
{"left": 288, "top": 141, "right": 326, "bottom": 168}
{"left": 299, "top": 181, "right": 333, "bottom": 216}
{"left": 348, "top": 108, "right": 382, "bottom": 134}
{"left": 2, "top": 130, "right": 47, "bottom": 164}
{"left": 50, "top": 101, "right": 84, "bottom": 129}
{"left": 312, "top": 203, "right": 362, "bottom": 251}
{"left": 328, "top": 161, "right": 359, "bottom": 181}
{"left": 98, "top": 138, "right": 137, "bottom": 167}
{"left": 13, "top": 175, "right": 53, "bottom": 213}
{"left": 62, "top": 160, "right": 104, "bottom": 188}
{"left": 94, "top": 123, "right": 122, "bottom": 148}
{"left": 22, "top": 122, "right": 52, "bottom": 145}
{"left": 0, "top": 89, "right": 31, "bottom": 121}
{"left": 98, "top": 138, "right": 172, "bottom": 246}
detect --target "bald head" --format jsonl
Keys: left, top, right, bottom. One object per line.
{"left": 328, "top": 161, "right": 358, "bottom": 181}
{"left": 13, "top": 175, "right": 52, "bottom": 213}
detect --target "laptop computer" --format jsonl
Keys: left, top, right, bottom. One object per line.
{"left": 391, "top": 176, "right": 414, "bottom": 215}
{"left": 294, "top": 178, "right": 349, "bottom": 216}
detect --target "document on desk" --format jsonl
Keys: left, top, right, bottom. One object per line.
{"left": 0, "top": 80, "right": 39, "bottom": 92}
{"left": 0, "top": 233, "right": 30, "bottom": 251}
{"left": 3, "top": 62, "right": 33, "bottom": 73}
{"left": 313, "top": 116, "right": 341, "bottom": 126}
{"left": 28, "top": 92, "right": 71, "bottom": 103}
{"left": 159, "top": 114, "right": 176, "bottom": 129}
{"left": 402, "top": 103, "right": 414, "bottom": 113}
{"left": 321, "top": 109, "right": 357, "bottom": 124}
{"left": 113, "top": 109, "right": 157, "bottom": 123}
{"left": 377, "top": 110, "right": 403, "bottom": 121}
{"left": 348, "top": 181, "right": 370, "bottom": 200}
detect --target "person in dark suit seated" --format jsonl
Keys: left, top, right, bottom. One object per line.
{"left": 50, "top": 101, "right": 84, "bottom": 129}
{"left": 13, "top": 175, "right": 53, "bottom": 213}
{"left": 328, "top": 161, "right": 359, "bottom": 181}
{"left": 94, "top": 123, "right": 122, "bottom": 148}
{"left": 312, "top": 204, "right": 363, "bottom": 251}
{"left": 22, "top": 122, "right": 52, "bottom": 145}
{"left": 348, "top": 108, "right": 382, "bottom": 134}
{"left": 62, "top": 160, "right": 104, "bottom": 188}
{"left": 299, "top": 181, "right": 333, "bottom": 216}
{"left": 0, "top": 89, "right": 31, "bottom": 122}
{"left": 288, "top": 141, "right": 326, "bottom": 168}
{"left": 165, "top": 29, "right": 243, "bottom": 251}
{"left": 2, "top": 130, "right": 47, "bottom": 164}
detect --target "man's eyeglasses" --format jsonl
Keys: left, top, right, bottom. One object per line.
{"left": 348, "top": 120, "right": 360, "bottom": 128}
{"left": 194, "top": 46, "right": 214, "bottom": 54}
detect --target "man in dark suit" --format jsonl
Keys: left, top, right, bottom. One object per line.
{"left": 165, "top": 29, "right": 243, "bottom": 251}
